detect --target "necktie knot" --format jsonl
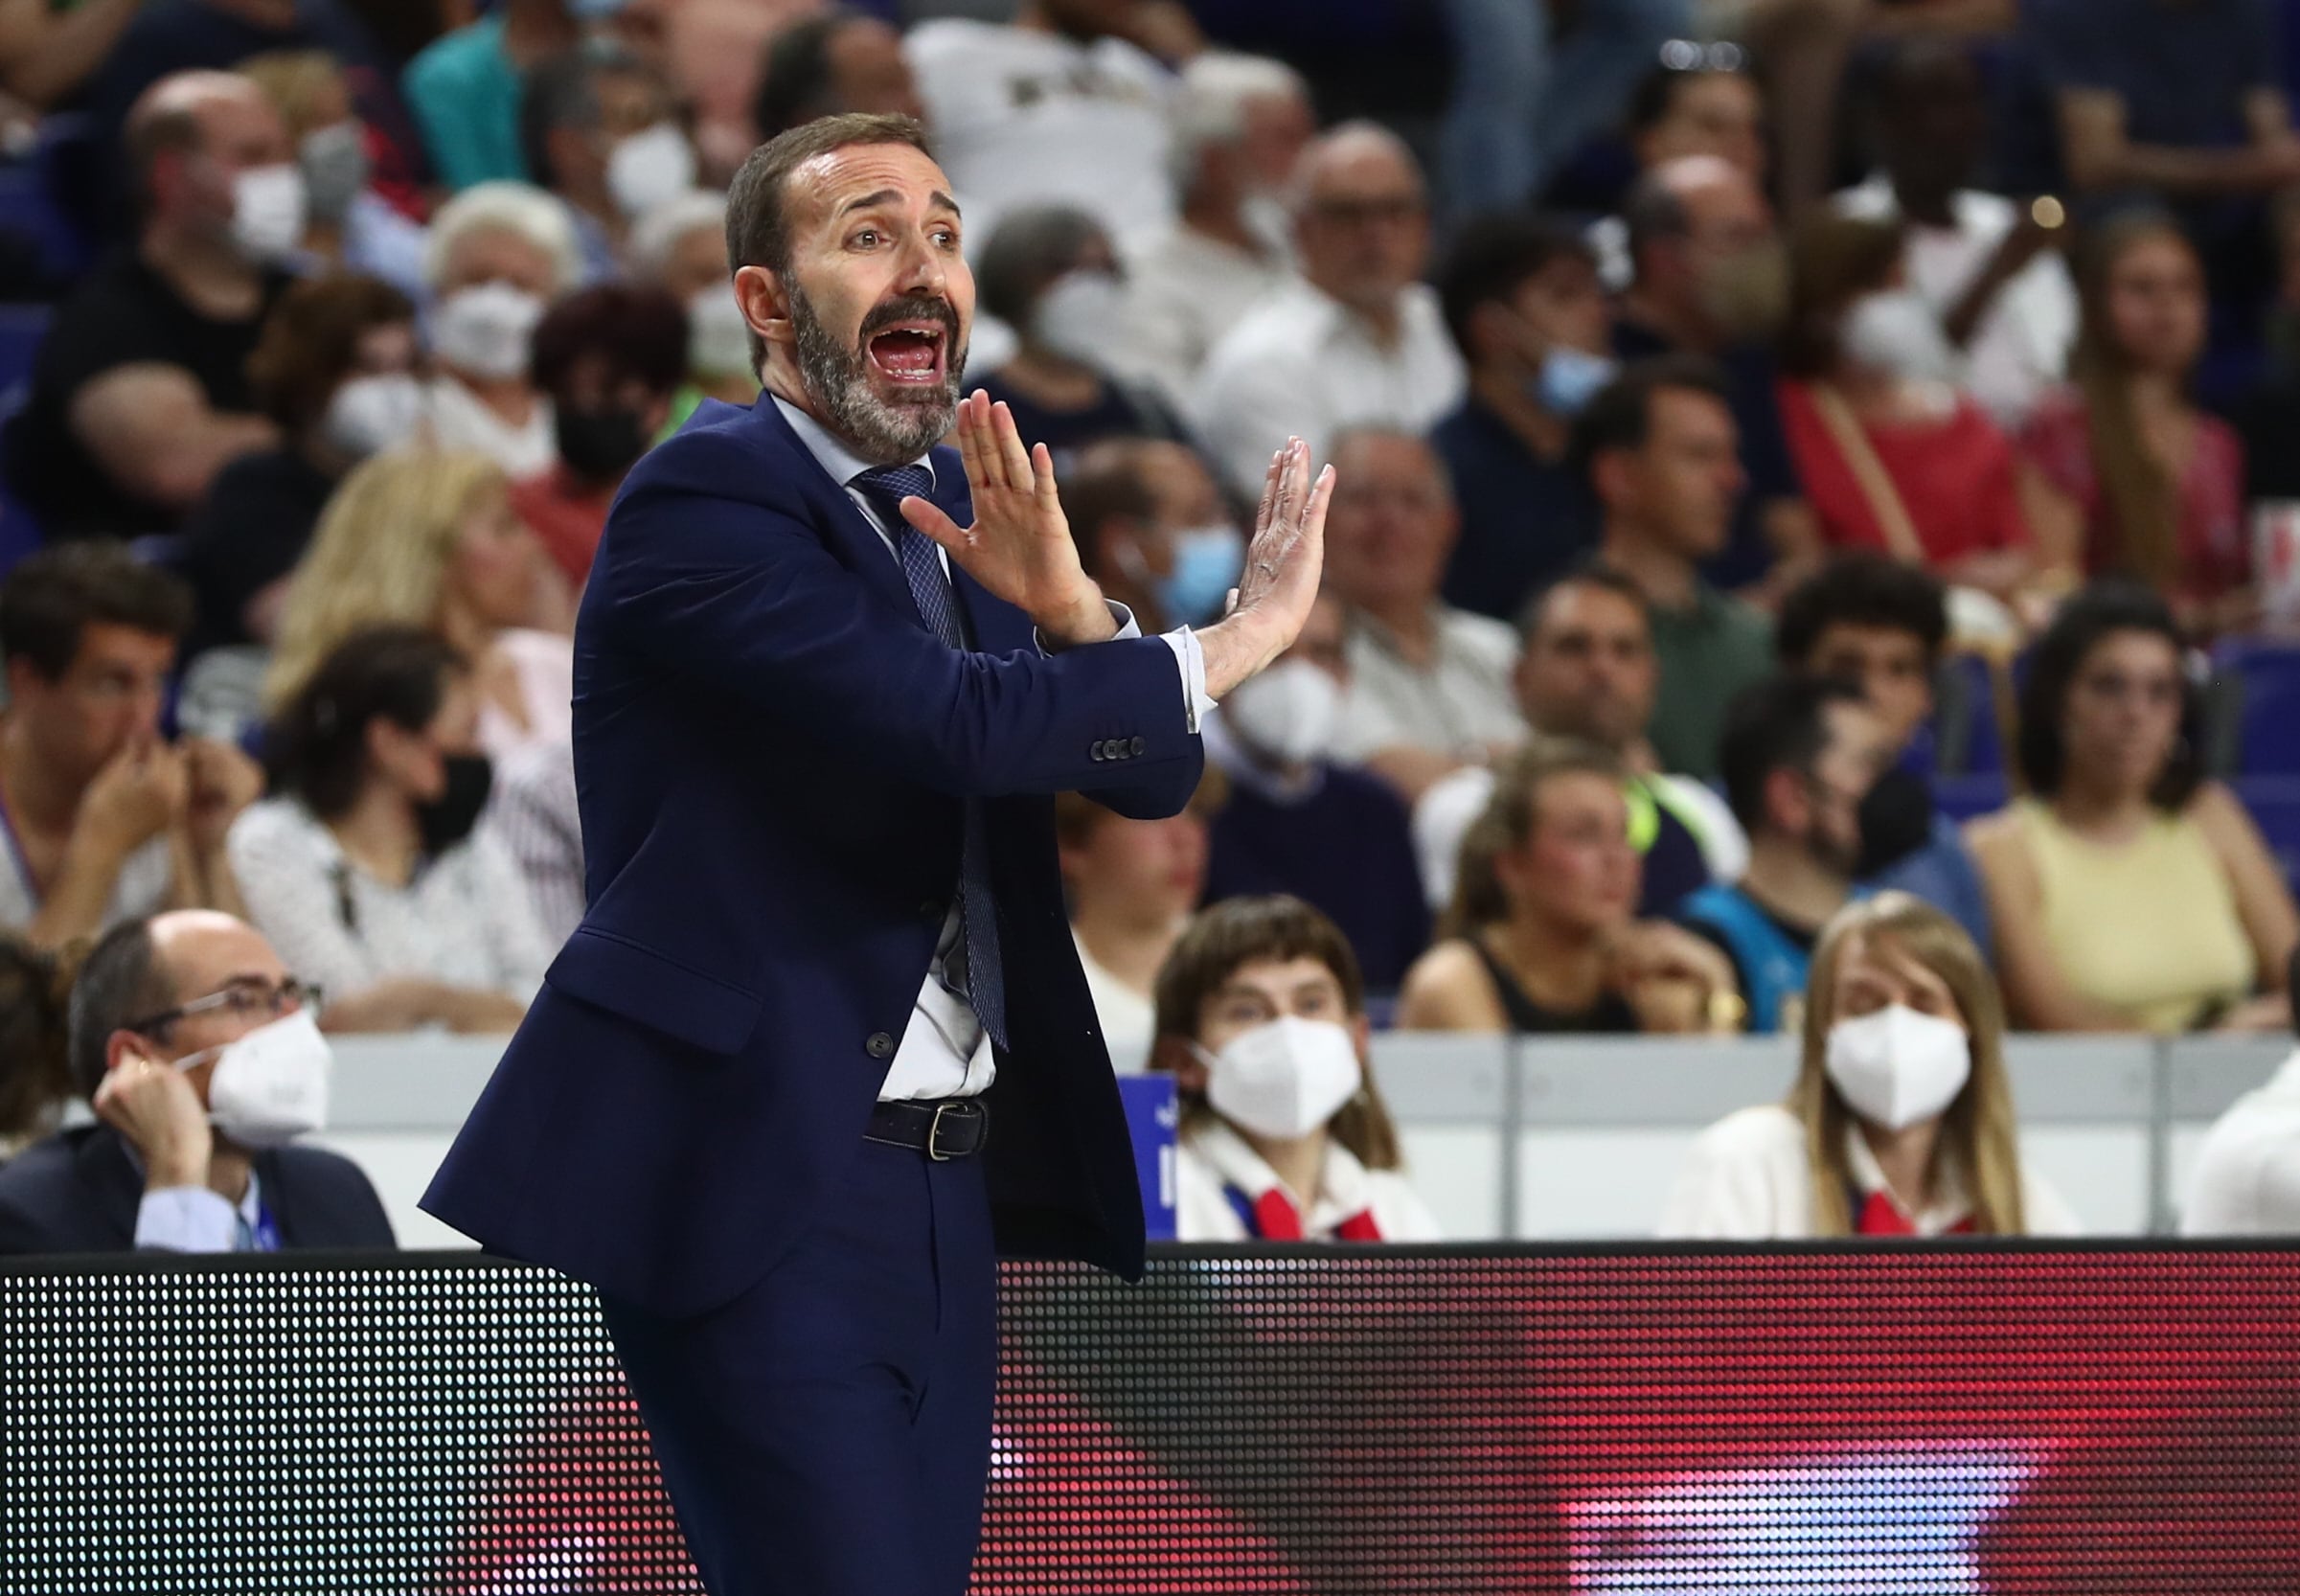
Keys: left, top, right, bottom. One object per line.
{"left": 853, "top": 464, "right": 937, "bottom": 513}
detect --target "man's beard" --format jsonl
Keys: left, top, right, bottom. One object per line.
{"left": 788, "top": 284, "right": 967, "bottom": 466}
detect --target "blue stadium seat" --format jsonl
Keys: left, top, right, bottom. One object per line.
{"left": 1930, "top": 774, "right": 2010, "bottom": 827}
{"left": 2234, "top": 776, "right": 2300, "bottom": 897}
{"left": 2213, "top": 639, "right": 2300, "bottom": 776}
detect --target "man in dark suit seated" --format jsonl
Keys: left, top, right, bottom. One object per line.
{"left": 0, "top": 908, "right": 393, "bottom": 1253}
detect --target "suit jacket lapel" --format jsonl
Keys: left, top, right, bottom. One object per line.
{"left": 76, "top": 1128, "right": 148, "bottom": 1248}
{"left": 749, "top": 398, "right": 919, "bottom": 620}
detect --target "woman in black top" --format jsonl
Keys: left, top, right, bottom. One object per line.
{"left": 1399, "top": 739, "right": 1742, "bottom": 1035}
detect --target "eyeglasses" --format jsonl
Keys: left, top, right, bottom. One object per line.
{"left": 1656, "top": 37, "right": 1748, "bottom": 73}
{"left": 125, "top": 975, "right": 322, "bottom": 1037}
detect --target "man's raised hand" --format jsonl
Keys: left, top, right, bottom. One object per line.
{"left": 1198, "top": 438, "right": 1335, "bottom": 701}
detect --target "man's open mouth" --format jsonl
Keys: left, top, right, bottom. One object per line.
{"left": 864, "top": 321, "right": 949, "bottom": 386}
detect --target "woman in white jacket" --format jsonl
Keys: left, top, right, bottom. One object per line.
{"left": 1662, "top": 891, "right": 2079, "bottom": 1239}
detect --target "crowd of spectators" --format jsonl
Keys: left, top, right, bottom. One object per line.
{"left": 6, "top": 0, "right": 2300, "bottom": 1250}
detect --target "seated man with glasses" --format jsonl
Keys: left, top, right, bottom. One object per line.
{"left": 0, "top": 909, "right": 394, "bottom": 1254}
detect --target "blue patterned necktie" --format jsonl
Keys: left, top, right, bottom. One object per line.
{"left": 851, "top": 465, "right": 1009, "bottom": 1051}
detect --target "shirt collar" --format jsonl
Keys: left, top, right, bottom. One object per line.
{"left": 1191, "top": 1117, "right": 1373, "bottom": 1231}
{"left": 1842, "top": 1123, "right": 1970, "bottom": 1234}
{"left": 771, "top": 393, "right": 936, "bottom": 493}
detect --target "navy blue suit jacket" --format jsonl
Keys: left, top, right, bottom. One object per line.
{"left": 421, "top": 398, "right": 1202, "bottom": 1316}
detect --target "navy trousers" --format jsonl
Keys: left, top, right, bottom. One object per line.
{"left": 598, "top": 1137, "right": 998, "bottom": 1596}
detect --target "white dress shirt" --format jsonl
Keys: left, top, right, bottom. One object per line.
{"left": 1658, "top": 1104, "right": 2082, "bottom": 1239}
{"left": 1332, "top": 603, "right": 1524, "bottom": 765}
{"left": 1175, "top": 1118, "right": 1443, "bottom": 1242}
{"left": 1115, "top": 225, "right": 1293, "bottom": 404}
{"left": 1192, "top": 278, "right": 1467, "bottom": 498}
{"left": 2182, "top": 1047, "right": 2300, "bottom": 1235}
{"left": 133, "top": 1165, "right": 266, "bottom": 1253}
{"left": 769, "top": 397, "right": 1212, "bottom": 1102}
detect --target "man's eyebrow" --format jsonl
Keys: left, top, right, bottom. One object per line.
{"left": 831, "top": 189, "right": 964, "bottom": 220}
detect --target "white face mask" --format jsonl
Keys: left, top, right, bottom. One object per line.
{"left": 606, "top": 123, "right": 698, "bottom": 222}
{"left": 433, "top": 282, "right": 546, "bottom": 381}
{"left": 175, "top": 1009, "right": 333, "bottom": 1151}
{"left": 1840, "top": 289, "right": 1958, "bottom": 384}
{"left": 1197, "top": 1015, "right": 1363, "bottom": 1142}
{"left": 323, "top": 372, "right": 425, "bottom": 459}
{"left": 1221, "top": 657, "right": 1342, "bottom": 767}
{"left": 1823, "top": 1003, "right": 1971, "bottom": 1131}
{"left": 1031, "top": 269, "right": 1126, "bottom": 368}
{"left": 230, "top": 163, "right": 307, "bottom": 264}
{"left": 687, "top": 285, "right": 755, "bottom": 379}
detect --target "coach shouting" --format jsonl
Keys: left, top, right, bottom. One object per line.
{"left": 421, "top": 112, "right": 1332, "bottom": 1596}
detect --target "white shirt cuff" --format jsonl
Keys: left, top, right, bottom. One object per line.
{"left": 1159, "top": 627, "right": 1215, "bottom": 733}
{"left": 1035, "top": 599, "right": 1141, "bottom": 655}
{"left": 133, "top": 1185, "right": 239, "bottom": 1253}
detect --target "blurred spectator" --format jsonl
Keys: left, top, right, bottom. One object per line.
{"left": 2183, "top": 949, "right": 2300, "bottom": 1234}
{"left": 2021, "top": 214, "right": 2252, "bottom": 635}
{"left": 667, "top": 0, "right": 820, "bottom": 183}
{"left": 1438, "top": 0, "right": 1687, "bottom": 216}
{"left": 1679, "top": 674, "right": 1893, "bottom": 1033}
{"left": 420, "top": 181, "right": 583, "bottom": 480}
{"left": 2237, "top": 193, "right": 2300, "bottom": 503}
{"left": 489, "top": 736, "right": 582, "bottom": 946}
{"left": 0, "top": 908, "right": 395, "bottom": 1253}
{"left": 1626, "top": 52, "right": 1767, "bottom": 187}
{"left": 237, "top": 49, "right": 429, "bottom": 302}
{"left": 972, "top": 206, "right": 1193, "bottom": 467}
{"left": 266, "top": 448, "right": 567, "bottom": 761}
{"left": 1414, "top": 563, "right": 1746, "bottom": 917}
{"left": 1615, "top": 155, "right": 1815, "bottom": 589}
{"left": 180, "top": 272, "right": 419, "bottom": 654}
{"left": 630, "top": 191, "right": 758, "bottom": 423}
{"left": 1116, "top": 52, "right": 1311, "bottom": 404}
{"left": 403, "top": 0, "right": 581, "bottom": 192}
{"left": 751, "top": 9, "right": 926, "bottom": 142}
{"left": 905, "top": 0, "right": 1181, "bottom": 262}
{"left": 4, "top": 72, "right": 293, "bottom": 541}
{"left": 1201, "top": 593, "right": 1429, "bottom": 992}
{"left": 1429, "top": 213, "right": 1607, "bottom": 624}
{"left": 0, "top": 0, "right": 143, "bottom": 109}
{"left": 0, "top": 547, "right": 259, "bottom": 948}
{"left": 1774, "top": 213, "right": 2052, "bottom": 600}
{"left": 1323, "top": 428, "right": 1525, "bottom": 803}
{"left": 1660, "top": 891, "right": 2078, "bottom": 1238}
{"left": 1398, "top": 739, "right": 1739, "bottom": 1034}
{"left": 1193, "top": 123, "right": 1466, "bottom": 499}
{"left": 520, "top": 39, "right": 694, "bottom": 281}
{"left": 1833, "top": 38, "right": 2078, "bottom": 429}
{"left": 510, "top": 283, "right": 687, "bottom": 587}
{"left": 0, "top": 936, "right": 75, "bottom": 1156}
{"left": 1055, "top": 772, "right": 1223, "bottom": 1074}
{"left": 1063, "top": 438, "right": 1241, "bottom": 635}
{"left": 1151, "top": 895, "right": 1440, "bottom": 1242}
{"left": 1969, "top": 581, "right": 2297, "bottom": 1033}
{"left": 1776, "top": 554, "right": 1990, "bottom": 949}
{"left": 1575, "top": 356, "right": 1770, "bottom": 780}
{"left": 231, "top": 626, "right": 550, "bottom": 1033}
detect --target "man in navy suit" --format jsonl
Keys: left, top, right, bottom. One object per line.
{"left": 421, "top": 112, "right": 1333, "bottom": 1596}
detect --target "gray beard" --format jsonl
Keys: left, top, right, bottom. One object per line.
{"left": 788, "top": 285, "right": 967, "bottom": 466}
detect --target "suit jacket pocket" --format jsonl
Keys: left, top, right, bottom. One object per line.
{"left": 544, "top": 926, "right": 764, "bottom": 1055}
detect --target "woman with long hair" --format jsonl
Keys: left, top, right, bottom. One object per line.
{"left": 1662, "top": 892, "right": 2078, "bottom": 1238}
{"left": 1969, "top": 581, "right": 2295, "bottom": 1033}
{"left": 1398, "top": 739, "right": 1739, "bottom": 1034}
{"left": 2020, "top": 213, "right": 2252, "bottom": 633}
{"left": 265, "top": 447, "right": 568, "bottom": 760}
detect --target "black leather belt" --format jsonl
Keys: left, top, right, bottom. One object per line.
{"left": 864, "top": 1098, "right": 990, "bottom": 1161}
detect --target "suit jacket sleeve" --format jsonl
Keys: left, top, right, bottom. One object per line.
{"left": 597, "top": 437, "right": 1197, "bottom": 799}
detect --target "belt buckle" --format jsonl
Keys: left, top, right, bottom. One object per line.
{"left": 927, "top": 1101, "right": 962, "bottom": 1162}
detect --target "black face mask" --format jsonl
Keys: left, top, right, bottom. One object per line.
{"left": 554, "top": 404, "right": 649, "bottom": 484}
{"left": 418, "top": 753, "right": 493, "bottom": 856}
{"left": 1856, "top": 764, "right": 1935, "bottom": 878}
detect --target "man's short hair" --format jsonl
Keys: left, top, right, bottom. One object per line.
{"left": 753, "top": 11, "right": 862, "bottom": 142}
{"left": 974, "top": 204, "right": 1104, "bottom": 330}
{"left": 1167, "top": 52, "right": 1308, "bottom": 195}
{"left": 1718, "top": 673, "right": 1868, "bottom": 832}
{"left": 67, "top": 917, "right": 177, "bottom": 1101}
{"left": 1565, "top": 353, "right": 1732, "bottom": 490}
{"left": 519, "top": 40, "right": 643, "bottom": 189}
{"left": 725, "top": 111, "right": 935, "bottom": 283}
{"left": 1514, "top": 559, "right": 1650, "bottom": 643}
{"left": 0, "top": 545, "right": 193, "bottom": 681}
{"left": 1435, "top": 211, "right": 1598, "bottom": 361}
{"left": 1775, "top": 553, "right": 1949, "bottom": 668}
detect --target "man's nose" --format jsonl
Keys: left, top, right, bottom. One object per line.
{"left": 894, "top": 230, "right": 949, "bottom": 297}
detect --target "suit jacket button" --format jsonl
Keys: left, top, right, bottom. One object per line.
{"left": 1089, "top": 741, "right": 1106, "bottom": 762}
{"left": 1129, "top": 736, "right": 1146, "bottom": 756}
{"left": 866, "top": 1032, "right": 896, "bottom": 1059}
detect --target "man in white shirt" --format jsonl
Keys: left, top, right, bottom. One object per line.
{"left": 2184, "top": 961, "right": 2300, "bottom": 1234}
{"left": 1832, "top": 38, "right": 2077, "bottom": 429}
{"left": 1116, "top": 52, "right": 1312, "bottom": 403}
{"left": 905, "top": 0, "right": 1181, "bottom": 262}
{"left": 1324, "top": 427, "right": 1525, "bottom": 803}
{"left": 1193, "top": 122, "right": 1468, "bottom": 499}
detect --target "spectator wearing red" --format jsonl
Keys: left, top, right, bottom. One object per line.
{"left": 2021, "top": 214, "right": 2252, "bottom": 634}
{"left": 512, "top": 283, "right": 688, "bottom": 587}
{"left": 1774, "top": 213, "right": 2055, "bottom": 603}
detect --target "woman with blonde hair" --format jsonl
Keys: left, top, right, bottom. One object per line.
{"left": 1398, "top": 738, "right": 1739, "bottom": 1034}
{"left": 1661, "top": 892, "right": 2080, "bottom": 1238}
{"left": 266, "top": 447, "right": 568, "bottom": 760}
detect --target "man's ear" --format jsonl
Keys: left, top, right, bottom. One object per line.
{"left": 1765, "top": 764, "right": 1810, "bottom": 836}
{"left": 103, "top": 1026, "right": 151, "bottom": 1079}
{"left": 734, "top": 264, "right": 789, "bottom": 353}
